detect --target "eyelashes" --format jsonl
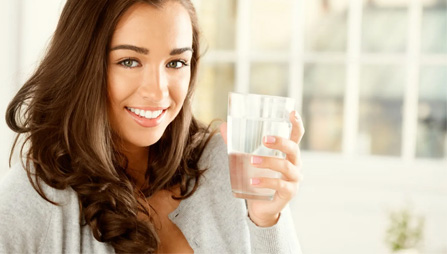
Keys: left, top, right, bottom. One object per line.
{"left": 166, "top": 60, "right": 189, "bottom": 69}
{"left": 117, "top": 58, "right": 190, "bottom": 69}
{"left": 118, "top": 58, "right": 140, "bottom": 68}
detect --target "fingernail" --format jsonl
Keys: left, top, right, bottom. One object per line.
{"left": 294, "top": 111, "right": 301, "bottom": 122}
{"left": 250, "top": 178, "right": 261, "bottom": 185}
{"left": 264, "top": 136, "right": 276, "bottom": 144}
{"left": 251, "top": 156, "right": 263, "bottom": 164}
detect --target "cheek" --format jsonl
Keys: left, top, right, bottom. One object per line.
{"left": 107, "top": 71, "right": 135, "bottom": 108}
{"left": 171, "top": 73, "right": 191, "bottom": 107}
{"left": 107, "top": 73, "right": 132, "bottom": 130}
{"left": 108, "top": 88, "right": 124, "bottom": 109}
{"left": 106, "top": 85, "right": 123, "bottom": 132}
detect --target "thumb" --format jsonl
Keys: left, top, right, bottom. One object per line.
{"left": 219, "top": 122, "right": 228, "bottom": 144}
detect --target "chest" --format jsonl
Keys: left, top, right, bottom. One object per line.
{"left": 144, "top": 189, "right": 193, "bottom": 254}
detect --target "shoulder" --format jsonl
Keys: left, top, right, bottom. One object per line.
{"left": 0, "top": 163, "right": 77, "bottom": 253}
{"left": 0, "top": 163, "right": 55, "bottom": 215}
{"left": 0, "top": 162, "right": 62, "bottom": 208}
{"left": 195, "top": 133, "right": 236, "bottom": 202}
{"left": 198, "top": 133, "right": 228, "bottom": 173}
{"left": 197, "top": 133, "right": 231, "bottom": 186}
{"left": 178, "top": 134, "right": 250, "bottom": 252}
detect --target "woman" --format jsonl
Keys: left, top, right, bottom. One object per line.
{"left": 0, "top": 0, "right": 304, "bottom": 253}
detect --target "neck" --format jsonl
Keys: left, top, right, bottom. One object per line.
{"left": 122, "top": 145, "right": 149, "bottom": 188}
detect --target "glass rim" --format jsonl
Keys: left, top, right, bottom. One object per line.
{"left": 228, "top": 92, "right": 295, "bottom": 102}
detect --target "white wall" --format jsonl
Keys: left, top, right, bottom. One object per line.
{"left": 0, "top": 1, "right": 20, "bottom": 178}
{"left": 291, "top": 153, "right": 447, "bottom": 254}
{"left": 0, "top": 0, "right": 66, "bottom": 178}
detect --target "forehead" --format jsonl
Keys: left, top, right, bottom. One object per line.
{"left": 111, "top": 2, "right": 193, "bottom": 50}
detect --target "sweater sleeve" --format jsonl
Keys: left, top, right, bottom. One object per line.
{"left": 203, "top": 134, "right": 302, "bottom": 254}
{"left": 246, "top": 204, "right": 302, "bottom": 254}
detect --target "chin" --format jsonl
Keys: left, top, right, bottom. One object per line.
{"left": 118, "top": 125, "right": 164, "bottom": 150}
{"left": 140, "top": 129, "right": 167, "bottom": 147}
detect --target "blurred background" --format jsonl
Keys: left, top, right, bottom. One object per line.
{"left": 0, "top": 0, "right": 446, "bottom": 253}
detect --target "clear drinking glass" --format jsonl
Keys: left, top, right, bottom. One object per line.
{"left": 227, "top": 92, "right": 295, "bottom": 200}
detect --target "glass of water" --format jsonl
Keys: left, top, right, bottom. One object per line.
{"left": 227, "top": 92, "right": 295, "bottom": 200}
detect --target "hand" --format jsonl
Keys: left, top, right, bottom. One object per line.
{"left": 220, "top": 111, "right": 305, "bottom": 227}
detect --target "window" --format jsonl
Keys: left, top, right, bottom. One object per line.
{"left": 192, "top": 0, "right": 447, "bottom": 160}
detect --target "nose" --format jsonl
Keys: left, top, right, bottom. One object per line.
{"left": 138, "top": 65, "right": 169, "bottom": 102}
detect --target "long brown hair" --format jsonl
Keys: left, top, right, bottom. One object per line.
{"left": 6, "top": 0, "right": 213, "bottom": 252}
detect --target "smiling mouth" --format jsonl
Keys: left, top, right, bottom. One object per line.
{"left": 125, "top": 107, "right": 165, "bottom": 119}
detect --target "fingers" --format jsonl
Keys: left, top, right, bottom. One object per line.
{"left": 262, "top": 111, "right": 304, "bottom": 165}
{"left": 251, "top": 155, "right": 303, "bottom": 182}
{"left": 220, "top": 122, "right": 227, "bottom": 144}
{"left": 263, "top": 136, "right": 300, "bottom": 166}
{"left": 289, "top": 111, "right": 305, "bottom": 144}
{"left": 250, "top": 177, "right": 299, "bottom": 200}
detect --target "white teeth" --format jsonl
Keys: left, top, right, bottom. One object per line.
{"left": 153, "top": 110, "right": 162, "bottom": 118}
{"left": 127, "top": 107, "right": 163, "bottom": 119}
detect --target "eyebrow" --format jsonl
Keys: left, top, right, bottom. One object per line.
{"left": 170, "top": 47, "right": 193, "bottom": 55}
{"left": 110, "top": 45, "right": 193, "bottom": 56}
{"left": 110, "top": 44, "right": 149, "bottom": 54}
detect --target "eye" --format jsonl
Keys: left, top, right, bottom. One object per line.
{"left": 119, "top": 59, "right": 140, "bottom": 68}
{"left": 166, "top": 60, "right": 188, "bottom": 69}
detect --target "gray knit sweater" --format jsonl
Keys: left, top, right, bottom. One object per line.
{"left": 0, "top": 136, "right": 301, "bottom": 254}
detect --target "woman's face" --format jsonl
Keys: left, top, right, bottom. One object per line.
{"left": 108, "top": 2, "right": 193, "bottom": 151}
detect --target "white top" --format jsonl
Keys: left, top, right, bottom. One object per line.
{"left": 0, "top": 135, "right": 302, "bottom": 253}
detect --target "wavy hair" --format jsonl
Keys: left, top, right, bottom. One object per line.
{"left": 5, "top": 0, "right": 213, "bottom": 252}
